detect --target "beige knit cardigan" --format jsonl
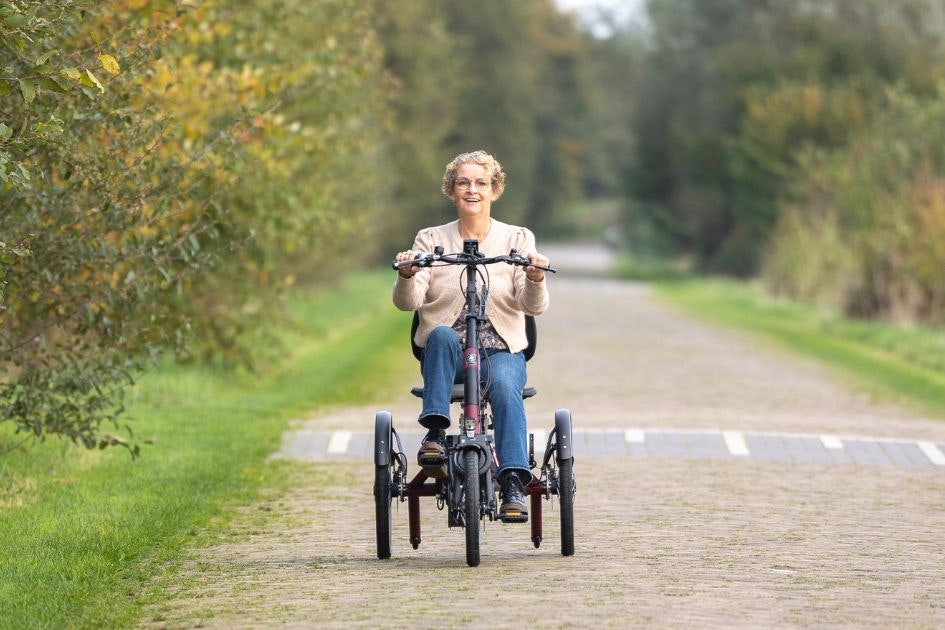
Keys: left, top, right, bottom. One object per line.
{"left": 392, "top": 219, "right": 549, "bottom": 353}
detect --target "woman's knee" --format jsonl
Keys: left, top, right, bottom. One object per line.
{"left": 427, "top": 325, "right": 459, "bottom": 346}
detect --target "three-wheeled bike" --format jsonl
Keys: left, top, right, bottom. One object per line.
{"left": 375, "top": 239, "right": 575, "bottom": 567}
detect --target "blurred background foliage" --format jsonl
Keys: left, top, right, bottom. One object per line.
{"left": 3, "top": 0, "right": 945, "bottom": 451}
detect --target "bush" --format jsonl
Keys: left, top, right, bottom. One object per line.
{"left": 764, "top": 87, "right": 945, "bottom": 325}
{"left": 0, "top": 0, "right": 389, "bottom": 453}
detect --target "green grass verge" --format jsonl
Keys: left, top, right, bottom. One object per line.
{"left": 654, "top": 279, "right": 945, "bottom": 418}
{"left": 0, "top": 270, "right": 411, "bottom": 629}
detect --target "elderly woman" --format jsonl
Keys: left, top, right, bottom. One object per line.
{"left": 393, "top": 150, "right": 550, "bottom": 522}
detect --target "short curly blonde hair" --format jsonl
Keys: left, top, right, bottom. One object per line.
{"left": 441, "top": 150, "right": 506, "bottom": 201}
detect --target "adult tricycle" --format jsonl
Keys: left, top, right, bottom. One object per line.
{"left": 374, "top": 239, "right": 575, "bottom": 567}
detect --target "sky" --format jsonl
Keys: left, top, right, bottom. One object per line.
{"left": 552, "top": 0, "right": 649, "bottom": 36}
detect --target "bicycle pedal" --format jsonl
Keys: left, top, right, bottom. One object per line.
{"left": 418, "top": 454, "right": 447, "bottom": 479}
{"left": 498, "top": 510, "right": 528, "bottom": 524}
{"left": 418, "top": 451, "right": 447, "bottom": 465}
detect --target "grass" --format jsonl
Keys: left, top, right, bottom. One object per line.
{"left": 653, "top": 278, "right": 945, "bottom": 418}
{"left": 0, "top": 270, "right": 411, "bottom": 629}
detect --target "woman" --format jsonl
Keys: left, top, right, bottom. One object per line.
{"left": 393, "top": 150, "right": 550, "bottom": 522}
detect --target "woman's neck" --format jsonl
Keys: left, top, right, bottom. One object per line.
{"left": 458, "top": 217, "right": 492, "bottom": 242}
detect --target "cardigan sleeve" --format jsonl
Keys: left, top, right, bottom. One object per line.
{"left": 513, "top": 227, "right": 549, "bottom": 316}
{"left": 391, "top": 229, "right": 433, "bottom": 312}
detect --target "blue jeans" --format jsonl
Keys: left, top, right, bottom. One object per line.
{"left": 419, "top": 326, "right": 530, "bottom": 486}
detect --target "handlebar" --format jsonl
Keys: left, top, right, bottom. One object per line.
{"left": 391, "top": 248, "right": 556, "bottom": 274}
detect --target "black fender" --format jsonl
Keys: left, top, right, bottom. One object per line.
{"left": 554, "top": 408, "right": 573, "bottom": 461}
{"left": 452, "top": 439, "right": 491, "bottom": 475}
{"left": 374, "top": 411, "right": 393, "bottom": 466}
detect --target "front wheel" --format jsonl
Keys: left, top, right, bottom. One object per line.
{"left": 558, "top": 457, "right": 575, "bottom": 556}
{"left": 463, "top": 449, "right": 481, "bottom": 567}
{"left": 374, "top": 464, "right": 392, "bottom": 559}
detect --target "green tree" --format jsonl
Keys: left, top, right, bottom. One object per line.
{"left": 627, "top": 0, "right": 945, "bottom": 275}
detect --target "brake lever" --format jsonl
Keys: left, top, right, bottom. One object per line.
{"left": 506, "top": 249, "right": 557, "bottom": 273}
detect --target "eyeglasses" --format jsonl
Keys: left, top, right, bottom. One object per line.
{"left": 455, "top": 178, "right": 491, "bottom": 191}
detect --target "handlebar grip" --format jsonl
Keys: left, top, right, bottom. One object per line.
{"left": 392, "top": 253, "right": 434, "bottom": 270}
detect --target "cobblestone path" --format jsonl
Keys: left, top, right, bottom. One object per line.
{"left": 144, "top": 244, "right": 945, "bottom": 629}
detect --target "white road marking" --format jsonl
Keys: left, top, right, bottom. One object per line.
{"left": 278, "top": 427, "right": 945, "bottom": 473}
{"left": 917, "top": 441, "right": 945, "bottom": 466}
{"left": 820, "top": 435, "right": 844, "bottom": 450}
{"left": 722, "top": 431, "right": 749, "bottom": 457}
{"left": 327, "top": 430, "right": 352, "bottom": 454}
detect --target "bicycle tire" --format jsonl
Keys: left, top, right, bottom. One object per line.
{"left": 463, "top": 449, "right": 481, "bottom": 567}
{"left": 558, "top": 456, "right": 575, "bottom": 556}
{"left": 374, "top": 464, "right": 392, "bottom": 559}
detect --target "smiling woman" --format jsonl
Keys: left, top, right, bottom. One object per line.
{"left": 392, "top": 149, "right": 551, "bottom": 520}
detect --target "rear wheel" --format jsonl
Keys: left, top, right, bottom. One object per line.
{"left": 558, "top": 456, "right": 575, "bottom": 556}
{"left": 374, "top": 464, "right": 392, "bottom": 559}
{"left": 463, "top": 449, "right": 481, "bottom": 567}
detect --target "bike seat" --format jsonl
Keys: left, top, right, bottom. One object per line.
{"left": 410, "top": 384, "right": 537, "bottom": 402}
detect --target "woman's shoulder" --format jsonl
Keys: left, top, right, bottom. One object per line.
{"left": 415, "top": 220, "right": 459, "bottom": 241}
{"left": 491, "top": 219, "right": 536, "bottom": 247}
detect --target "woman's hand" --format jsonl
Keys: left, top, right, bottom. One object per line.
{"left": 394, "top": 250, "right": 423, "bottom": 278}
{"left": 526, "top": 252, "right": 550, "bottom": 282}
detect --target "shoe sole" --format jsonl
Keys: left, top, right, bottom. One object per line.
{"left": 418, "top": 449, "right": 448, "bottom": 479}
{"left": 498, "top": 500, "right": 528, "bottom": 523}
{"left": 498, "top": 510, "right": 528, "bottom": 523}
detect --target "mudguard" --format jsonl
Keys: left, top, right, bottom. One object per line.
{"left": 374, "top": 411, "right": 393, "bottom": 466}
{"left": 554, "top": 408, "right": 573, "bottom": 461}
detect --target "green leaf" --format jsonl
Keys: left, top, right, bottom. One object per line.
{"left": 40, "top": 77, "right": 69, "bottom": 94}
{"left": 81, "top": 69, "right": 104, "bottom": 93}
{"left": 33, "top": 117, "right": 64, "bottom": 136}
{"left": 35, "top": 49, "right": 58, "bottom": 66}
{"left": 2, "top": 13, "right": 26, "bottom": 28}
{"left": 0, "top": 123, "right": 11, "bottom": 142}
{"left": 61, "top": 67, "right": 81, "bottom": 81}
{"left": 19, "top": 79, "right": 35, "bottom": 103}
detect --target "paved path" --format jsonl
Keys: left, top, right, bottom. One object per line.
{"left": 143, "top": 243, "right": 945, "bottom": 629}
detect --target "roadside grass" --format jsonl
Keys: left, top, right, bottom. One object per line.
{"left": 653, "top": 278, "right": 945, "bottom": 418}
{"left": 0, "top": 271, "right": 410, "bottom": 630}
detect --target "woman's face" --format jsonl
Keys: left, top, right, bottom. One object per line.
{"left": 451, "top": 163, "right": 494, "bottom": 220}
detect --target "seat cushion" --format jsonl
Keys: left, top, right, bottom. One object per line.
{"left": 410, "top": 384, "right": 537, "bottom": 402}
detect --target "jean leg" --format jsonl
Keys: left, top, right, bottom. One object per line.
{"left": 482, "top": 350, "right": 530, "bottom": 485}
{"left": 419, "top": 326, "right": 463, "bottom": 430}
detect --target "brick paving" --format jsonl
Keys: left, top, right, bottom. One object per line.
{"left": 143, "top": 244, "right": 945, "bottom": 628}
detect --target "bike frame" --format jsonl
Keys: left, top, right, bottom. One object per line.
{"left": 460, "top": 239, "right": 483, "bottom": 436}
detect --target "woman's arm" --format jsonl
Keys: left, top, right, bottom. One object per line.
{"left": 392, "top": 231, "right": 432, "bottom": 312}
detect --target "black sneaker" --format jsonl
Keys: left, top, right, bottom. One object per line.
{"left": 418, "top": 428, "right": 447, "bottom": 479}
{"left": 499, "top": 474, "right": 528, "bottom": 523}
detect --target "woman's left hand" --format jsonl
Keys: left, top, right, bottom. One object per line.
{"left": 526, "top": 252, "right": 550, "bottom": 282}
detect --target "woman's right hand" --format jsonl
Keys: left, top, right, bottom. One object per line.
{"left": 394, "top": 250, "right": 423, "bottom": 278}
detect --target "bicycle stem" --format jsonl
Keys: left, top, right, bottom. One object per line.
{"left": 462, "top": 240, "right": 481, "bottom": 436}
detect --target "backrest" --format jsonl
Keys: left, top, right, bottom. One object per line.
{"left": 410, "top": 312, "right": 537, "bottom": 362}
